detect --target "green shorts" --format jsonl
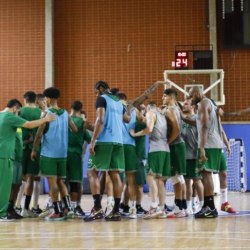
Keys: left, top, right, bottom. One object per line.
{"left": 40, "top": 155, "right": 67, "bottom": 178}
{"left": 184, "top": 159, "right": 201, "bottom": 179}
{"left": 22, "top": 148, "right": 40, "bottom": 176}
{"left": 198, "top": 148, "right": 222, "bottom": 172}
{"left": 170, "top": 142, "right": 186, "bottom": 176}
{"left": 135, "top": 159, "right": 147, "bottom": 186}
{"left": 124, "top": 144, "right": 137, "bottom": 172}
{"left": 67, "top": 152, "right": 83, "bottom": 183}
{"left": 88, "top": 143, "right": 125, "bottom": 172}
{"left": 12, "top": 161, "right": 23, "bottom": 185}
{"left": 147, "top": 151, "right": 171, "bottom": 179}
{"left": 219, "top": 150, "right": 227, "bottom": 172}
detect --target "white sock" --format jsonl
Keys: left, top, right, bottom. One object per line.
{"left": 32, "top": 181, "right": 40, "bottom": 209}
{"left": 151, "top": 202, "right": 158, "bottom": 208}
{"left": 200, "top": 200, "right": 204, "bottom": 208}
{"left": 159, "top": 205, "right": 164, "bottom": 210}
{"left": 76, "top": 200, "right": 81, "bottom": 207}
{"left": 187, "top": 200, "right": 192, "bottom": 209}
{"left": 129, "top": 200, "right": 136, "bottom": 208}
{"left": 220, "top": 188, "right": 228, "bottom": 204}
{"left": 107, "top": 196, "right": 114, "bottom": 206}
{"left": 192, "top": 196, "right": 197, "bottom": 205}
{"left": 16, "top": 181, "right": 25, "bottom": 208}
{"left": 71, "top": 201, "right": 77, "bottom": 209}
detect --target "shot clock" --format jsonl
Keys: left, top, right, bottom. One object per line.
{"left": 175, "top": 51, "right": 189, "bottom": 69}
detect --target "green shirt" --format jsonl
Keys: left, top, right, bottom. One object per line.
{"left": 68, "top": 116, "right": 91, "bottom": 156}
{"left": 15, "top": 128, "right": 23, "bottom": 162}
{"left": 135, "top": 121, "right": 146, "bottom": 159}
{"left": 20, "top": 107, "right": 41, "bottom": 149}
{"left": 0, "top": 112, "right": 26, "bottom": 159}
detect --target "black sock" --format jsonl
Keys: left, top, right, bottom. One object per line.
{"left": 93, "top": 194, "right": 101, "bottom": 210}
{"left": 53, "top": 202, "right": 61, "bottom": 214}
{"left": 175, "top": 199, "right": 182, "bottom": 210}
{"left": 8, "top": 200, "right": 14, "bottom": 212}
{"left": 63, "top": 195, "right": 71, "bottom": 209}
{"left": 182, "top": 200, "right": 187, "bottom": 210}
{"left": 205, "top": 195, "right": 215, "bottom": 210}
{"left": 114, "top": 198, "right": 121, "bottom": 212}
{"left": 24, "top": 195, "right": 32, "bottom": 210}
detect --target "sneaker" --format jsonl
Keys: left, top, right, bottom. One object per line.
{"left": 157, "top": 210, "right": 167, "bottom": 219}
{"left": 64, "top": 207, "right": 74, "bottom": 219}
{"left": 186, "top": 207, "right": 194, "bottom": 216}
{"left": 8, "top": 208, "right": 23, "bottom": 220}
{"left": 0, "top": 215, "right": 15, "bottom": 222}
{"left": 166, "top": 206, "right": 186, "bottom": 219}
{"left": 121, "top": 205, "right": 130, "bottom": 216}
{"left": 39, "top": 206, "right": 53, "bottom": 218}
{"left": 136, "top": 205, "right": 147, "bottom": 215}
{"left": 74, "top": 206, "right": 85, "bottom": 217}
{"left": 21, "top": 208, "right": 37, "bottom": 218}
{"left": 15, "top": 206, "right": 22, "bottom": 215}
{"left": 105, "top": 204, "right": 113, "bottom": 216}
{"left": 45, "top": 213, "right": 65, "bottom": 221}
{"left": 195, "top": 206, "right": 218, "bottom": 219}
{"left": 84, "top": 208, "right": 104, "bottom": 222}
{"left": 143, "top": 207, "right": 162, "bottom": 220}
{"left": 221, "top": 202, "right": 236, "bottom": 213}
{"left": 32, "top": 206, "right": 43, "bottom": 215}
{"left": 164, "top": 204, "right": 173, "bottom": 212}
{"left": 128, "top": 207, "right": 137, "bottom": 219}
{"left": 105, "top": 210, "right": 121, "bottom": 221}
{"left": 119, "top": 202, "right": 125, "bottom": 210}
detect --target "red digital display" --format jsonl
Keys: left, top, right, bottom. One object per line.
{"left": 175, "top": 51, "right": 189, "bottom": 69}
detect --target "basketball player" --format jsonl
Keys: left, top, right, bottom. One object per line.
{"left": 162, "top": 88, "right": 187, "bottom": 218}
{"left": 181, "top": 98, "right": 204, "bottom": 214}
{"left": 67, "top": 100, "right": 91, "bottom": 217}
{"left": 20, "top": 91, "right": 43, "bottom": 217}
{"left": 85, "top": 81, "right": 130, "bottom": 222}
{"left": 189, "top": 86, "right": 222, "bottom": 218}
{"left": 31, "top": 87, "right": 77, "bottom": 221}
{"left": 0, "top": 99, "right": 55, "bottom": 221}
{"left": 130, "top": 102, "right": 170, "bottom": 219}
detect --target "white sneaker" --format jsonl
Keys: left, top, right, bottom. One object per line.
{"left": 39, "top": 205, "right": 53, "bottom": 218}
{"left": 128, "top": 207, "right": 137, "bottom": 219}
{"left": 157, "top": 210, "right": 167, "bottom": 219}
{"left": 186, "top": 207, "right": 194, "bottom": 216}
{"left": 105, "top": 204, "right": 114, "bottom": 216}
{"left": 166, "top": 206, "right": 186, "bottom": 218}
{"left": 21, "top": 208, "right": 36, "bottom": 218}
{"left": 144, "top": 207, "right": 162, "bottom": 220}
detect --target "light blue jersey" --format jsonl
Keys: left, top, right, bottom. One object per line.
{"left": 96, "top": 94, "right": 124, "bottom": 144}
{"left": 122, "top": 109, "right": 136, "bottom": 146}
{"left": 41, "top": 109, "right": 69, "bottom": 158}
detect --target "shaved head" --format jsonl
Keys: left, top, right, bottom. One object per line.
{"left": 189, "top": 86, "right": 204, "bottom": 105}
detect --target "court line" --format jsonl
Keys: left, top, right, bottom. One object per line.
{"left": 0, "top": 231, "right": 249, "bottom": 235}
{"left": 0, "top": 236, "right": 249, "bottom": 241}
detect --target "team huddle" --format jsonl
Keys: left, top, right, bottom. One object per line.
{"left": 0, "top": 80, "right": 236, "bottom": 222}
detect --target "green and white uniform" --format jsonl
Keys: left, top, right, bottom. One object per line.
{"left": 147, "top": 110, "right": 170, "bottom": 179}
{"left": 0, "top": 112, "right": 26, "bottom": 217}
{"left": 181, "top": 115, "right": 200, "bottom": 179}
{"left": 197, "top": 98, "right": 224, "bottom": 172}
{"left": 20, "top": 107, "right": 41, "bottom": 176}
{"left": 169, "top": 105, "right": 186, "bottom": 176}
{"left": 67, "top": 116, "right": 91, "bottom": 182}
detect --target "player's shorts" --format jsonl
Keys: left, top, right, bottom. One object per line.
{"left": 22, "top": 148, "right": 40, "bottom": 176}
{"left": 170, "top": 142, "right": 186, "bottom": 176}
{"left": 124, "top": 144, "right": 137, "bottom": 172}
{"left": 88, "top": 143, "right": 125, "bottom": 172}
{"left": 197, "top": 148, "right": 222, "bottom": 172}
{"left": 135, "top": 158, "right": 147, "bottom": 186}
{"left": 67, "top": 152, "right": 83, "bottom": 183}
{"left": 147, "top": 151, "right": 171, "bottom": 179}
{"left": 219, "top": 150, "right": 227, "bottom": 172}
{"left": 40, "top": 156, "right": 67, "bottom": 178}
{"left": 184, "top": 159, "right": 201, "bottom": 179}
{"left": 12, "top": 161, "right": 23, "bottom": 185}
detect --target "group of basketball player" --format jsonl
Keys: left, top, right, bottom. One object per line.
{"left": 0, "top": 80, "right": 236, "bottom": 222}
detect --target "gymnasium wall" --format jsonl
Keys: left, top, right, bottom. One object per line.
{"left": 0, "top": 0, "right": 45, "bottom": 108}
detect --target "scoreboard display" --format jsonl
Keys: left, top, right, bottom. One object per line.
{"left": 175, "top": 51, "right": 189, "bottom": 69}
